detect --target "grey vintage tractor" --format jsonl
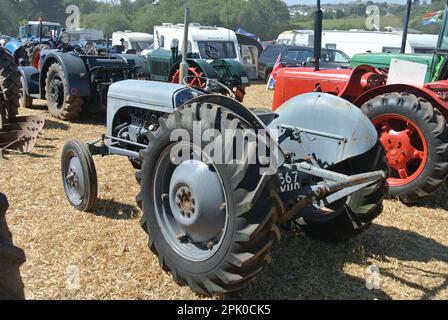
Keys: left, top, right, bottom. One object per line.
{"left": 60, "top": 79, "right": 388, "bottom": 295}
{"left": 19, "top": 38, "right": 150, "bottom": 120}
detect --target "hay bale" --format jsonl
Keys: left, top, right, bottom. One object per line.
{"left": 0, "top": 193, "right": 26, "bottom": 300}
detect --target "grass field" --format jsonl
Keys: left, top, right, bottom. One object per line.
{"left": 1, "top": 84, "right": 448, "bottom": 300}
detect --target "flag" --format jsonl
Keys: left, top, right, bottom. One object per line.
{"left": 422, "top": 10, "right": 444, "bottom": 26}
{"left": 267, "top": 54, "right": 282, "bottom": 91}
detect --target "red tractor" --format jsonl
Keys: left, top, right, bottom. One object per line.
{"left": 273, "top": 1, "right": 448, "bottom": 204}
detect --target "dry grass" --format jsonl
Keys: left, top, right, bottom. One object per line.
{"left": 1, "top": 83, "right": 447, "bottom": 300}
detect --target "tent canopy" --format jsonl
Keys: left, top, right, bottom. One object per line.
{"left": 235, "top": 27, "right": 258, "bottom": 40}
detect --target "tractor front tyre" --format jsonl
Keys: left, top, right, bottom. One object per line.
{"left": 297, "top": 142, "right": 388, "bottom": 242}
{"left": 19, "top": 74, "right": 33, "bottom": 109}
{"left": 361, "top": 92, "right": 448, "bottom": 204}
{"left": 136, "top": 102, "right": 282, "bottom": 295}
{"left": 61, "top": 140, "right": 98, "bottom": 212}
{"left": 0, "top": 49, "right": 21, "bottom": 123}
{"left": 45, "top": 63, "right": 83, "bottom": 120}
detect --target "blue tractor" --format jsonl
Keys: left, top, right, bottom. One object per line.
{"left": 4, "top": 20, "right": 64, "bottom": 67}
{"left": 19, "top": 34, "right": 150, "bottom": 120}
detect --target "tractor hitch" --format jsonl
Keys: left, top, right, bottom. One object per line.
{"left": 279, "top": 163, "right": 385, "bottom": 224}
{"left": 0, "top": 115, "right": 45, "bottom": 157}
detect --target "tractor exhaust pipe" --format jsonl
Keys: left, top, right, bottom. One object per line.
{"left": 401, "top": 0, "right": 412, "bottom": 54}
{"left": 314, "top": 0, "right": 323, "bottom": 71}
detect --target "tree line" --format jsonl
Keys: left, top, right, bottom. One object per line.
{"left": 0, "top": 0, "right": 446, "bottom": 41}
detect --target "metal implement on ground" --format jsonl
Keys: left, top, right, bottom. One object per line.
{"left": 60, "top": 77, "right": 388, "bottom": 295}
{"left": 0, "top": 47, "right": 44, "bottom": 156}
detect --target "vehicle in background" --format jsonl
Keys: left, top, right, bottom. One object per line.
{"left": 258, "top": 44, "right": 350, "bottom": 82}
{"left": 236, "top": 33, "right": 263, "bottom": 80}
{"left": 261, "top": 40, "right": 276, "bottom": 50}
{"left": 153, "top": 23, "right": 242, "bottom": 63}
{"left": 112, "top": 31, "right": 154, "bottom": 55}
{"left": 67, "top": 29, "right": 104, "bottom": 43}
{"left": 4, "top": 20, "right": 64, "bottom": 66}
{"left": 276, "top": 30, "right": 313, "bottom": 46}
{"left": 146, "top": 23, "right": 249, "bottom": 101}
{"left": 276, "top": 30, "right": 437, "bottom": 58}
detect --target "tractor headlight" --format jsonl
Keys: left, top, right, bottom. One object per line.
{"left": 60, "top": 32, "right": 71, "bottom": 45}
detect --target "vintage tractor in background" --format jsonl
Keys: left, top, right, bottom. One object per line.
{"left": 0, "top": 193, "right": 26, "bottom": 300}
{"left": 60, "top": 77, "right": 388, "bottom": 295}
{"left": 146, "top": 40, "right": 249, "bottom": 102}
{"left": 0, "top": 47, "right": 44, "bottom": 156}
{"left": 272, "top": 0, "right": 448, "bottom": 204}
{"left": 4, "top": 20, "right": 64, "bottom": 67}
{"left": 19, "top": 35, "right": 150, "bottom": 121}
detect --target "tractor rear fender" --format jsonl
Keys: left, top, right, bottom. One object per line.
{"left": 112, "top": 53, "right": 150, "bottom": 79}
{"left": 4, "top": 41, "right": 26, "bottom": 64}
{"left": 4, "top": 41, "right": 22, "bottom": 58}
{"left": 352, "top": 83, "right": 448, "bottom": 119}
{"left": 268, "top": 93, "right": 378, "bottom": 168}
{"left": 39, "top": 51, "right": 91, "bottom": 100}
{"left": 18, "top": 66, "right": 40, "bottom": 96}
{"left": 337, "top": 65, "right": 386, "bottom": 100}
{"left": 169, "top": 59, "right": 217, "bottom": 80}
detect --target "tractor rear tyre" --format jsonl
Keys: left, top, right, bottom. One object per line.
{"left": 61, "top": 139, "right": 98, "bottom": 212}
{"left": 45, "top": 63, "right": 83, "bottom": 120}
{"left": 0, "top": 48, "right": 20, "bottom": 123}
{"left": 29, "top": 43, "right": 50, "bottom": 69}
{"left": 361, "top": 92, "right": 448, "bottom": 204}
{"left": 136, "top": 102, "right": 282, "bottom": 295}
{"left": 0, "top": 193, "right": 26, "bottom": 300}
{"left": 19, "top": 74, "right": 33, "bottom": 109}
{"left": 297, "top": 142, "right": 388, "bottom": 242}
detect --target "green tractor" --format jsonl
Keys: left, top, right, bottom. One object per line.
{"left": 145, "top": 29, "right": 250, "bottom": 102}
{"left": 350, "top": 0, "right": 448, "bottom": 84}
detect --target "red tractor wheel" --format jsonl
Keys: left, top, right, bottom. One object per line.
{"left": 372, "top": 114, "right": 427, "bottom": 185}
{"left": 362, "top": 92, "right": 448, "bottom": 204}
{"left": 171, "top": 67, "right": 205, "bottom": 88}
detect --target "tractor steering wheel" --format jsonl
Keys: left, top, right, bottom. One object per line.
{"left": 183, "top": 76, "right": 235, "bottom": 99}
{"left": 204, "top": 45, "right": 220, "bottom": 60}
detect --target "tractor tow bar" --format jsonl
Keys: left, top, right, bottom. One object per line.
{"left": 279, "top": 163, "right": 385, "bottom": 223}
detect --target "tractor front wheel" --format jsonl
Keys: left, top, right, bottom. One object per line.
{"left": 137, "top": 102, "right": 282, "bottom": 295}
{"left": 45, "top": 63, "right": 83, "bottom": 120}
{"left": 61, "top": 139, "right": 98, "bottom": 212}
{"left": 361, "top": 92, "right": 448, "bottom": 204}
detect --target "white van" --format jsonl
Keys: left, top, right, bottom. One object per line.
{"left": 153, "top": 23, "right": 242, "bottom": 63}
{"left": 112, "top": 31, "right": 154, "bottom": 54}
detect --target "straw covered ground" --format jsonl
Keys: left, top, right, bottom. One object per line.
{"left": 1, "top": 84, "right": 447, "bottom": 300}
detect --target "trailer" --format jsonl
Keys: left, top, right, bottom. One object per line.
{"left": 276, "top": 30, "right": 438, "bottom": 58}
